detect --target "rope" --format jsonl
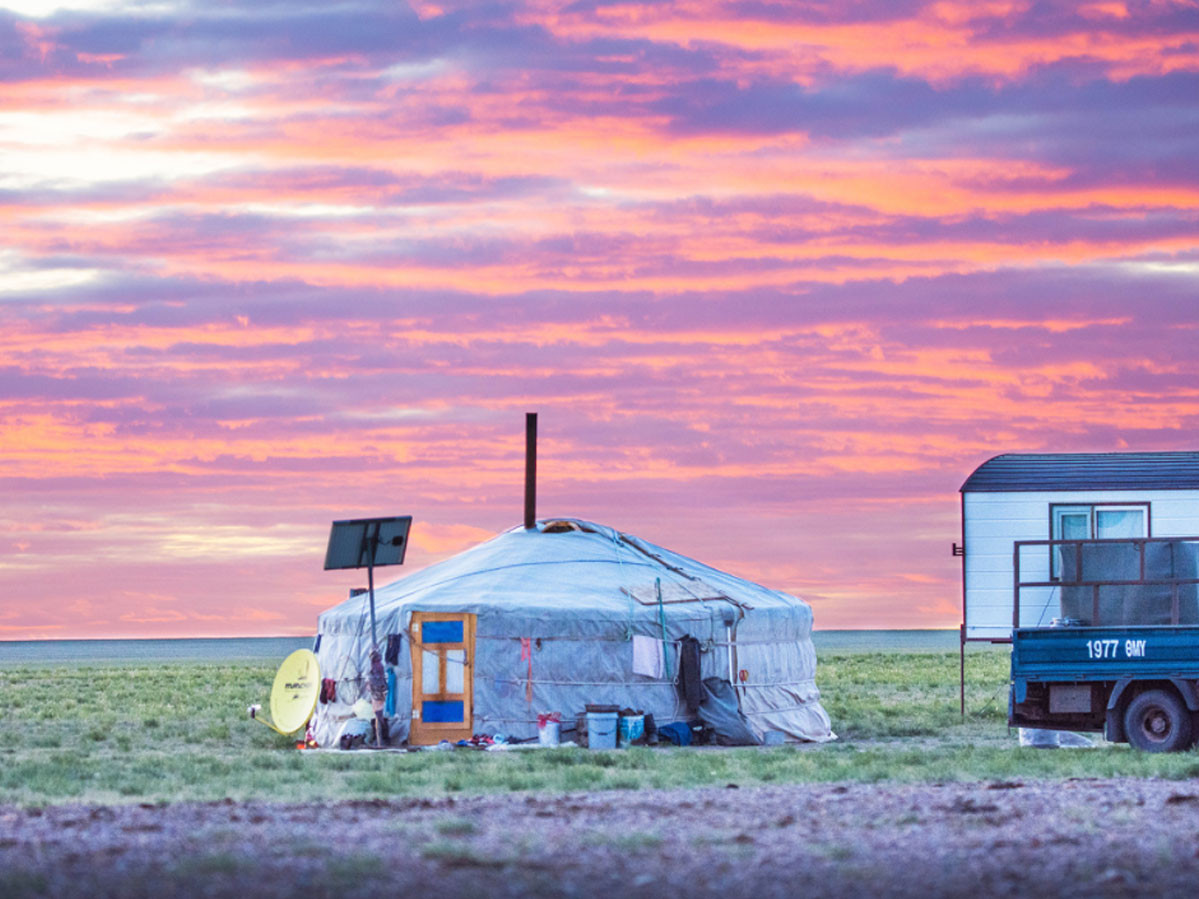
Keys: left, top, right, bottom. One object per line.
{"left": 657, "top": 576, "right": 672, "bottom": 679}
{"left": 1034, "top": 584, "right": 1059, "bottom": 627}
{"left": 609, "top": 527, "right": 636, "bottom": 641}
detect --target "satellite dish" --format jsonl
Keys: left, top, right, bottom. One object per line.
{"left": 250, "top": 649, "right": 320, "bottom": 736}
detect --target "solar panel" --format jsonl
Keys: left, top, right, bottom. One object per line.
{"left": 323, "top": 516, "right": 412, "bottom": 571}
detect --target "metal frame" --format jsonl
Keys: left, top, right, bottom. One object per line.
{"left": 958, "top": 526, "right": 1196, "bottom": 717}
{"left": 959, "top": 493, "right": 966, "bottom": 715}
{"left": 1013, "top": 536, "right": 1199, "bottom": 628}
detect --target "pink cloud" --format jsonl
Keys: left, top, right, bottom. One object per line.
{"left": 0, "top": 0, "right": 1195, "bottom": 637}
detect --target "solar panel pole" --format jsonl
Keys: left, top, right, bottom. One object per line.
{"left": 367, "top": 559, "right": 377, "bottom": 649}
{"left": 324, "top": 515, "right": 412, "bottom": 747}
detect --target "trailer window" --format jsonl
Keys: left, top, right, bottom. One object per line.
{"left": 1096, "top": 508, "right": 1144, "bottom": 539}
{"left": 1051, "top": 503, "right": 1148, "bottom": 579}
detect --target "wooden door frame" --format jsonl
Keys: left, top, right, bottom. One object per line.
{"left": 409, "top": 611, "right": 475, "bottom": 745}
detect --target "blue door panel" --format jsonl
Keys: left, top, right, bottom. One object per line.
{"left": 422, "top": 700, "right": 465, "bottom": 723}
{"left": 422, "top": 620, "right": 464, "bottom": 644}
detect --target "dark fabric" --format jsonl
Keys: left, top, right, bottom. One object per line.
{"left": 385, "top": 633, "right": 402, "bottom": 666}
{"left": 657, "top": 721, "right": 692, "bottom": 746}
{"left": 677, "top": 635, "right": 704, "bottom": 711}
{"left": 697, "top": 677, "right": 759, "bottom": 745}
{"left": 319, "top": 678, "right": 337, "bottom": 704}
{"left": 689, "top": 721, "right": 715, "bottom": 745}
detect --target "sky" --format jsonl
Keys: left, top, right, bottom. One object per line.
{"left": 1, "top": 0, "right": 1197, "bottom": 640}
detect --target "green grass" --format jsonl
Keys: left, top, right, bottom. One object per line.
{"left": 4, "top": 650, "right": 1199, "bottom": 806}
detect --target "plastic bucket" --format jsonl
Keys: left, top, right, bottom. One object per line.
{"left": 617, "top": 714, "right": 644, "bottom": 747}
{"left": 538, "top": 720, "right": 561, "bottom": 747}
{"left": 586, "top": 711, "right": 618, "bottom": 750}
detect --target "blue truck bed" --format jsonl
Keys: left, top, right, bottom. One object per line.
{"left": 1013, "top": 625, "right": 1199, "bottom": 681}
{"left": 1010, "top": 625, "right": 1199, "bottom": 749}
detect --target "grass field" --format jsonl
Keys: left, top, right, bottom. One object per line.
{"left": 4, "top": 649, "right": 1199, "bottom": 806}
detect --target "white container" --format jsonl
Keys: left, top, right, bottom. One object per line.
{"left": 587, "top": 711, "right": 618, "bottom": 750}
{"left": 538, "top": 720, "right": 561, "bottom": 746}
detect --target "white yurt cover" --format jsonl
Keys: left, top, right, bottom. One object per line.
{"left": 311, "top": 519, "right": 834, "bottom": 747}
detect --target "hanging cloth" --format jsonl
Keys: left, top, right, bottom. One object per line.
{"left": 319, "top": 678, "right": 337, "bottom": 704}
{"left": 520, "top": 637, "right": 533, "bottom": 702}
{"left": 677, "top": 635, "right": 703, "bottom": 711}
{"left": 384, "top": 668, "right": 397, "bottom": 717}
{"left": 632, "top": 634, "right": 664, "bottom": 678}
{"left": 368, "top": 650, "right": 388, "bottom": 705}
{"left": 384, "top": 633, "right": 402, "bottom": 666}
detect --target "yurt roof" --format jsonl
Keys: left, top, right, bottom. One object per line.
{"left": 318, "top": 518, "right": 806, "bottom": 621}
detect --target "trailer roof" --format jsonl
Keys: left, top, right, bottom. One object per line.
{"left": 961, "top": 452, "right": 1199, "bottom": 493}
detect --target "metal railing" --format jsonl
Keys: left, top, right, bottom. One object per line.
{"left": 1013, "top": 536, "right": 1199, "bottom": 628}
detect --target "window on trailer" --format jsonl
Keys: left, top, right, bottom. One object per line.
{"left": 1051, "top": 503, "right": 1149, "bottom": 580}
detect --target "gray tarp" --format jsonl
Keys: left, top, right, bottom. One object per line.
{"left": 697, "top": 677, "right": 758, "bottom": 746}
{"left": 1059, "top": 540, "right": 1199, "bottom": 625}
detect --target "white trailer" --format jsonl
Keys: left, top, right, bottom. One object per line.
{"left": 957, "top": 452, "right": 1199, "bottom": 706}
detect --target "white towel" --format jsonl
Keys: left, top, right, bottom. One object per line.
{"left": 631, "top": 634, "right": 664, "bottom": 678}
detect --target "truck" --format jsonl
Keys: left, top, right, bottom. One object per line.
{"left": 1008, "top": 536, "right": 1199, "bottom": 752}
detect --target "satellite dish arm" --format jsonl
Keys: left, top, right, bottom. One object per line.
{"left": 248, "top": 705, "right": 294, "bottom": 736}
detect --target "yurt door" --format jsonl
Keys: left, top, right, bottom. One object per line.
{"left": 409, "top": 612, "right": 476, "bottom": 746}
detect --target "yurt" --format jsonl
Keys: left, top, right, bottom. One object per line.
{"left": 311, "top": 518, "right": 834, "bottom": 747}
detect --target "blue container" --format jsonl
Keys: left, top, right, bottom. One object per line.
{"left": 586, "top": 711, "right": 618, "bottom": 750}
{"left": 617, "top": 713, "right": 644, "bottom": 747}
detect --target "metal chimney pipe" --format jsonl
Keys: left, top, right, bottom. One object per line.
{"left": 524, "top": 412, "right": 537, "bottom": 529}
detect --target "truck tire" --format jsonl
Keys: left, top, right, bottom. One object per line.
{"left": 1124, "top": 689, "right": 1192, "bottom": 753}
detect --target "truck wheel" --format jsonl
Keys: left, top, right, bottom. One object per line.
{"left": 1124, "top": 689, "right": 1192, "bottom": 753}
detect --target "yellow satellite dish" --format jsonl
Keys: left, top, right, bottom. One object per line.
{"left": 251, "top": 649, "right": 320, "bottom": 736}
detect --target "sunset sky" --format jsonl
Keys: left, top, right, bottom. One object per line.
{"left": 2, "top": 0, "right": 1197, "bottom": 640}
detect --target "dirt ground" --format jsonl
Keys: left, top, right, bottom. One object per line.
{"left": 5, "top": 778, "right": 1199, "bottom": 897}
